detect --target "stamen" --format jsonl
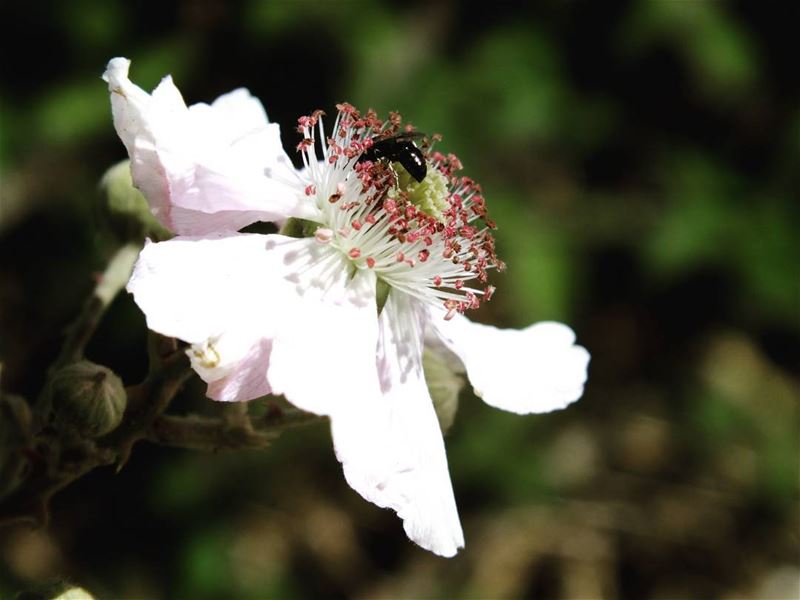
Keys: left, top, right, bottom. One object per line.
{"left": 315, "top": 228, "right": 334, "bottom": 244}
{"left": 294, "top": 104, "right": 504, "bottom": 317}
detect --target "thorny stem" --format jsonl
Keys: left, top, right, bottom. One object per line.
{"left": 147, "top": 408, "right": 324, "bottom": 452}
{"left": 53, "top": 243, "right": 141, "bottom": 370}
{"left": 1, "top": 340, "right": 321, "bottom": 527}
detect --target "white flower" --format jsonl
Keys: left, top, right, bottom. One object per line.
{"left": 104, "top": 57, "right": 590, "bottom": 557}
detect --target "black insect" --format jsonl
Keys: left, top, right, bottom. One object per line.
{"left": 358, "top": 132, "right": 427, "bottom": 183}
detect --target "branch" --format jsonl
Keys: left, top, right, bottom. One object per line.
{"left": 0, "top": 444, "right": 117, "bottom": 528}
{"left": 0, "top": 347, "right": 191, "bottom": 528}
{"left": 54, "top": 243, "right": 141, "bottom": 368}
{"left": 108, "top": 344, "right": 194, "bottom": 469}
{"left": 146, "top": 408, "right": 324, "bottom": 452}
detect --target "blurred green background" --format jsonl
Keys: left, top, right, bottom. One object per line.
{"left": 1, "top": 0, "right": 798, "bottom": 598}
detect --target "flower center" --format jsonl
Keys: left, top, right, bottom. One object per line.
{"left": 293, "top": 104, "right": 504, "bottom": 319}
{"left": 389, "top": 162, "right": 449, "bottom": 223}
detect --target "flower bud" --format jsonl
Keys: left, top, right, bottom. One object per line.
{"left": 99, "top": 159, "right": 172, "bottom": 241}
{"left": 422, "top": 348, "right": 465, "bottom": 434}
{"left": 49, "top": 361, "right": 127, "bottom": 438}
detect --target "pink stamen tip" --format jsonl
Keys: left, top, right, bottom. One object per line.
{"left": 433, "top": 275, "right": 443, "bottom": 286}
{"left": 348, "top": 248, "right": 362, "bottom": 259}
{"left": 395, "top": 251, "right": 405, "bottom": 262}
{"left": 304, "top": 184, "right": 316, "bottom": 196}
{"left": 351, "top": 219, "right": 362, "bottom": 231}
{"left": 366, "top": 257, "right": 376, "bottom": 268}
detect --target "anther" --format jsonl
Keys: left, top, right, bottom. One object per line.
{"left": 314, "top": 228, "right": 334, "bottom": 244}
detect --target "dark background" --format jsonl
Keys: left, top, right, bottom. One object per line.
{"left": 1, "top": 1, "right": 798, "bottom": 598}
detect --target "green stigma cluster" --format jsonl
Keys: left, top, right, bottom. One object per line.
{"left": 391, "top": 162, "right": 449, "bottom": 222}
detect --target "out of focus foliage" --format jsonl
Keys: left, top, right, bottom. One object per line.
{"left": 1, "top": 1, "right": 797, "bottom": 598}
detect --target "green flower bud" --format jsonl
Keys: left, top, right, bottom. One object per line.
{"left": 99, "top": 160, "right": 172, "bottom": 242}
{"left": 422, "top": 348, "right": 465, "bottom": 434}
{"left": 49, "top": 361, "right": 127, "bottom": 438}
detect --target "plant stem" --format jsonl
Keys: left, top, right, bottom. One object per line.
{"left": 146, "top": 408, "right": 323, "bottom": 452}
{"left": 54, "top": 242, "right": 141, "bottom": 368}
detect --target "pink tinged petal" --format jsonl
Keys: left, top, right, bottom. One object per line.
{"left": 207, "top": 339, "right": 274, "bottom": 402}
{"left": 203, "top": 89, "right": 298, "bottom": 183}
{"left": 102, "top": 58, "right": 316, "bottom": 236}
{"left": 432, "top": 314, "right": 590, "bottom": 414}
{"left": 330, "top": 292, "right": 464, "bottom": 557}
{"left": 168, "top": 205, "right": 274, "bottom": 236}
{"left": 103, "top": 58, "right": 186, "bottom": 227}
{"left": 126, "top": 233, "right": 302, "bottom": 401}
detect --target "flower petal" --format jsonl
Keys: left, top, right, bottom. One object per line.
{"left": 266, "top": 246, "right": 380, "bottom": 416}
{"left": 431, "top": 313, "right": 590, "bottom": 414}
{"left": 103, "top": 57, "right": 316, "bottom": 235}
{"left": 264, "top": 259, "right": 464, "bottom": 556}
{"left": 344, "top": 290, "right": 464, "bottom": 557}
{"left": 206, "top": 338, "right": 274, "bottom": 402}
{"left": 126, "top": 233, "right": 302, "bottom": 400}
{"left": 325, "top": 291, "right": 464, "bottom": 557}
